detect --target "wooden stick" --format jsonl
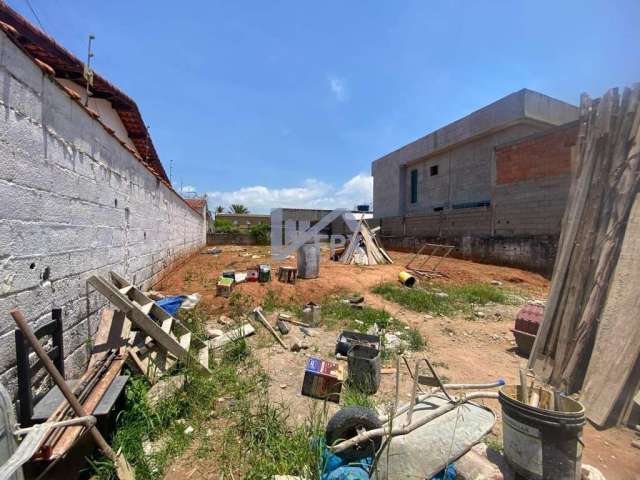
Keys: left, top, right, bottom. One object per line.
{"left": 530, "top": 387, "right": 541, "bottom": 408}
{"left": 253, "top": 308, "right": 287, "bottom": 350}
{"left": 278, "top": 315, "right": 310, "bottom": 328}
{"left": 519, "top": 369, "right": 529, "bottom": 403}
{"left": 10, "top": 309, "right": 135, "bottom": 480}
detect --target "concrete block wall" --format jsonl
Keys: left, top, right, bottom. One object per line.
{"left": 0, "top": 31, "right": 205, "bottom": 397}
{"left": 373, "top": 89, "right": 579, "bottom": 218}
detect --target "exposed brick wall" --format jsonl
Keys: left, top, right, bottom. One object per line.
{"left": 496, "top": 122, "right": 578, "bottom": 185}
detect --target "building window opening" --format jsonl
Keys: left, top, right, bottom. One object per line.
{"left": 410, "top": 169, "right": 418, "bottom": 204}
{"left": 430, "top": 165, "right": 439, "bottom": 176}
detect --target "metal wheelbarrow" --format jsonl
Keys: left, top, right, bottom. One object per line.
{"left": 325, "top": 356, "right": 504, "bottom": 480}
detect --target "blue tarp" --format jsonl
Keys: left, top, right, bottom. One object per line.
{"left": 156, "top": 295, "right": 186, "bottom": 316}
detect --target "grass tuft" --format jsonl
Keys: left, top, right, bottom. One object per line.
{"left": 372, "top": 281, "right": 513, "bottom": 316}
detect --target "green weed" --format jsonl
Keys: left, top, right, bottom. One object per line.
{"left": 341, "top": 383, "right": 377, "bottom": 409}
{"left": 371, "top": 282, "right": 513, "bottom": 316}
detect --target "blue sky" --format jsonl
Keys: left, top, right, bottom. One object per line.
{"left": 11, "top": 1, "right": 640, "bottom": 213}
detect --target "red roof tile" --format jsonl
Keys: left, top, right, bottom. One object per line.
{"left": 0, "top": 1, "right": 169, "bottom": 183}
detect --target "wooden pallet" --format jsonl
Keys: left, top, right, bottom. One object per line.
{"left": 87, "top": 272, "right": 211, "bottom": 380}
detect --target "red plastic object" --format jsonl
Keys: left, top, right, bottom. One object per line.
{"left": 514, "top": 303, "right": 544, "bottom": 334}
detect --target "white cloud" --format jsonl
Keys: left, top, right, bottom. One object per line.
{"left": 207, "top": 173, "right": 372, "bottom": 214}
{"left": 328, "top": 75, "right": 348, "bottom": 102}
{"left": 180, "top": 185, "right": 196, "bottom": 193}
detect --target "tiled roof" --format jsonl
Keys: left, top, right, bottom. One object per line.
{"left": 185, "top": 198, "right": 207, "bottom": 211}
{"left": 0, "top": 1, "right": 169, "bottom": 183}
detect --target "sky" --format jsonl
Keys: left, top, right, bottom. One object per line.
{"left": 10, "top": 0, "right": 640, "bottom": 213}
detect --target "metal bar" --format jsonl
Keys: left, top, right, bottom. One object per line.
{"left": 14, "top": 415, "right": 96, "bottom": 437}
{"left": 331, "top": 391, "right": 500, "bottom": 453}
{"left": 404, "top": 361, "right": 420, "bottom": 427}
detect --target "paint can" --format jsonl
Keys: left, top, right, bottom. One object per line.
{"left": 399, "top": 271, "right": 417, "bottom": 287}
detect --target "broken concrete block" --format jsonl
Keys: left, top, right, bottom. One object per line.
{"left": 276, "top": 319, "right": 289, "bottom": 335}
{"left": 146, "top": 374, "right": 185, "bottom": 408}
{"left": 204, "top": 323, "right": 224, "bottom": 338}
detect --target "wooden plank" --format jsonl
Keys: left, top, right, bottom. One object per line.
{"left": 48, "top": 354, "right": 127, "bottom": 459}
{"left": 89, "top": 310, "right": 130, "bottom": 368}
{"left": 253, "top": 308, "right": 287, "bottom": 349}
{"left": 209, "top": 324, "right": 255, "bottom": 350}
{"left": 87, "top": 276, "right": 195, "bottom": 366}
{"left": 581, "top": 192, "right": 640, "bottom": 425}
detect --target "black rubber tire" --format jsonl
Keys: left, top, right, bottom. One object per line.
{"left": 325, "top": 406, "right": 382, "bottom": 459}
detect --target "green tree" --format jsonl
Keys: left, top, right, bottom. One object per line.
{"left": 249, "top": 223, "right": 271, "bottom": 245}
{"left": 215, "top": 205, "right": 225, "bottom": 213}
{"left": 229, "top": 204, "right": 249, "bottom": 214}
{"left": 214, "top": 219, "right": 238, "bottom": 233}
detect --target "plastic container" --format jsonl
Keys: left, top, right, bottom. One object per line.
{"left": 499, "top": 385, "right": 585, "bottom": 480}
{"left": 347, "top": 345, "right": 381, "bottom": 394}
{"left": 297, "top": 243, "right": 320, "bottom": 279}
{"left": 335, "top": 331, "right": 380, "bottom": 356}
{"left": 399, "top": 271, "right": 417, "bottom": 287}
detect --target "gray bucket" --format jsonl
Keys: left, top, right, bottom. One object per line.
{"left": 499, "top": 385, "right": 585, "bottom": 480}
{"left": 347, "top": 345, "right": 381, "bottom": 394}
{"left": 297, "top": 243, "right": 320, "bottom": 279}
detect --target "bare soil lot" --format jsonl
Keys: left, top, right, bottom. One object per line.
{"left": 158, "top": 246, "right": 638, "bottom": 480}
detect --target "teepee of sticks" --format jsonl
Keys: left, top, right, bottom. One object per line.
{"left": 339, "top": 219, "right": 393, "bottom": 265}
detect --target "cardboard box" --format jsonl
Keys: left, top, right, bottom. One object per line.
{"left": 216, "top": 277, "right": 234, "bottom": 298}
{"left": 301, "top": 357, "right": 345, "bottom": 403}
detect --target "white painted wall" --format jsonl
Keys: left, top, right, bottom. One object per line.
{"left": 0, "top": 31, "right": 205, "bottom": 397}
{"left": 57, "top": 78, "right": 137, "bottom": 151}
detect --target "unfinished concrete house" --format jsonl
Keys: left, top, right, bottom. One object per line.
{"left": 371, "top": 89, "right": 579, "bottom": 273}
{"left": 0, "top": 5, "right": 206, "bottom": 396}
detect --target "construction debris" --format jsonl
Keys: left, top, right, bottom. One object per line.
{"left": 301, "top": 357, "right": 344, "bottom": 403}
{"left": 302, "top": 302, "right": 321, "bottom": 326}
{"left": 209, "top": 324, "right": 255, "bottom": 350}
{"left": 405, "top": 243, "right": 454, "bottom": 278}
{"left": 529, "top": 85, "right": 640, "bottom": 427}
{"left": 88, "top": 272, "right": 211, "bottom": 382}
{"left": 275, "top": 319, "right": 289, "bottom": 335}
{"left": 278, "top": 313, "right": 309, "bottom": 328}
{"left": 253, "top": 308, "right": 287, "bottom": 349}
{"left": 339, "top": 219, "right": 393, "bottom": 265}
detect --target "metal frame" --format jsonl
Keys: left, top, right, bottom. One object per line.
{"left": 330, "top": 355, "right": 504, "bottom": 454}
{"left": 405, "top": 243, "right": 455, "bottom": 278}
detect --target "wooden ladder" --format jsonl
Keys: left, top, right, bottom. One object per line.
{"left": 87, "top": 272, "right": 211, "bottom": 381}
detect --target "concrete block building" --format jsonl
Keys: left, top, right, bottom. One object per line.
{"left": 0, "top": 4, "right": 206, "bottom": 396}
{"left": 371, "top": 89, "right": 579, "bottom": 273}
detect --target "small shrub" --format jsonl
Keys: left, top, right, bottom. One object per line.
{"left": 214, "top": 219, "right": 239, "bottom": 233}
{"left": 249, "top": 223, "right": 271, "bottom": 245}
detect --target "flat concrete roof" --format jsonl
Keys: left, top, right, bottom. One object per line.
{"left": 372, "top": 89, "right": 579, "bottom": 168}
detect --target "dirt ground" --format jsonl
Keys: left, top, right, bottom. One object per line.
{"left": 160, "top": 246, "right": 638, "bottom": 480}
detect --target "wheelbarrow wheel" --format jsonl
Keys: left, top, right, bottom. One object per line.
{"left": 325, "top": 406, "right": 382, "bottom": 459}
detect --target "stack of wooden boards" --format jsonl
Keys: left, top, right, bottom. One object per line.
{"left": 339, "top": 220, "right": 393, "bottom": 266}
{"left": 529, "top": 85, "right": 640, "bottom": 427}
{"left": 88, "top": 271, "right": 213, "bottom": 384}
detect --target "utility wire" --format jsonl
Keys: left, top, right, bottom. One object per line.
{"left": 23, "top": 0, "right": 46, "bottom": 33}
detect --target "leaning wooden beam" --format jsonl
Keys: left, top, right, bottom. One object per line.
{"left": 253, "top": 308, "right": 287, "bottom": 350}
{"left": 527, "top": 84, "right": 640, "bottom": 426}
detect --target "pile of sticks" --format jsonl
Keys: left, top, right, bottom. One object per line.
{"left": 339, "top": 219, "right": 393, "bottom": 265}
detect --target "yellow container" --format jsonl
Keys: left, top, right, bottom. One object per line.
{"left": 399, "top": 271, "right": 417, "bottom": 287}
